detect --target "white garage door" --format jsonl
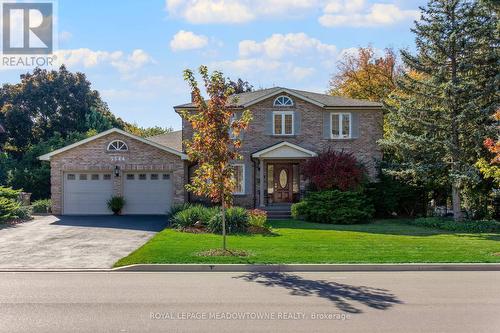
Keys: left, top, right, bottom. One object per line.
{"left": 123, "top": 172, "right": 172, "bottom": 215}
{"left": 63, "top": 172, "right": 113, "bottom": 215}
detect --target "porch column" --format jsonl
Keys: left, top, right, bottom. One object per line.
{"left": 259, "top": 158, "right": 265, "bottom": 207}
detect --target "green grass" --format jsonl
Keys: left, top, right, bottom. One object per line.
{"left": 114, "top": 219, "right": 500, "bottom": 266}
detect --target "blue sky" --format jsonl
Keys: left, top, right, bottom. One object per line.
{"left": 1, "top": 0, "right": 425, "bottom": 129}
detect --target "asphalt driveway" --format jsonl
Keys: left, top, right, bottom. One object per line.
{"left": 0, "top": 215, "right": 168, "bottom": 269}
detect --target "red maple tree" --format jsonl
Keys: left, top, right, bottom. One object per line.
{"left": 301, "top": 150, "right": 366, "bottom": 191}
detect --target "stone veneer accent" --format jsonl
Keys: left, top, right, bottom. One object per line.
{"left": 182, "top": 93, "right": 383, "bottom": 208}
{"left": 49, "top": 132, "right": 185, "bottom": 214}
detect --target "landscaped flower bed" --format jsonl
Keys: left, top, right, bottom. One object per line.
{"left": 168, "top": 204, "right": 271, "bottom": 235}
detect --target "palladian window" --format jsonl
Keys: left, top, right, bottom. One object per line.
{"left": 107, "top": 140, "right": 128, "bottom": 151}
{"left": 273, "top": 96, "right": 294, "bottom": 107}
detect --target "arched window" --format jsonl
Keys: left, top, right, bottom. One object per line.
{"left": 107, "top": 140, "right": 128, "bottom": 152}
{"left": 273, "top": 95, "right": 294, "bottom": 107}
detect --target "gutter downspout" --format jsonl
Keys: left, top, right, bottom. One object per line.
{"left": 251, "top": 157, "right": 258, "bottom": 209}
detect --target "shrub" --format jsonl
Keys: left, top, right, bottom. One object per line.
{"left": 107, "top": 196, "right": 125, "bottom": 215}
{"left": 409, "top": 217, "right": 500, "bottom": 233}
{"left": 13, "top": 205, "right": 32, "bottom": 220}
{"left": 167, "top": 203, "right": 192, "bottom": 218}
{"left": 170, "top": 205, "right": 218, "bottom": 228}
{"left": 291, "top": 190, "right": 374, "bottom": 224}
{"left": 0, "top": 186, "right": 21, "bottom": 200}
{"left": 301, "top": 150, "right": 366, "bottom": 191}
{"left": 0, "top": 197, "right": 21, "bottom": 222}
{"left": 365, "top": 174, "right": 427, "bottom": 218}
{"left": 31, "top": 199, "right": 51, "bottom": 213}
{"left": 248, "top": 209, "right": 267, "bottom": 227}
{"left": 207, "top": 207, "right": 249, "bottom": 234}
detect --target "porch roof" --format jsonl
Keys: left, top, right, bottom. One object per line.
{"left": 251, "top": 141, "right": 317, "bottom": 159}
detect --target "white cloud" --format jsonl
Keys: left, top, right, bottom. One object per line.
{"left": 165, "top": 0, "right": 418, "bottom": 27}
{"left": 111, "top": 49, "right": 154, "bottom": 72}
{"left": 239, "top": 33, "right": 337, "bottom": 59}
{"left": 170, "top": 30, "right": 208, "bottom": 51}
{"left": 54, "top": 48, "right": 153, "bottom": 73}
{"left": 166, "top": 0, "right": 254, "bottom": 24}
{"left": 319, "top": 1, "right": 419, "bottom": 27}
{"left": 165, "top": 0, "right": 318, "bottom": 24}
{"left": 211, "top": 32, "right": 335, "bottom": 83}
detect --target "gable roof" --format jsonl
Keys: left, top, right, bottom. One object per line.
{"left": 38, "top": 128, "right": 188, "bottom": 161}
{"left": 251, "top": 141, "right": 317, "bottom": 158}
{"left": 147, "top": 130, "right": 183, "bottom": 151}
{"left": 174, "top": 87, "right": 382, "bottom": 110}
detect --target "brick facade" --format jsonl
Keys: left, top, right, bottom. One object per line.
{"left": 49, "top": 132, "right": 185, "bottom": 214}
{"left": 182, "top": 93, "right": 383, "bottom": 208}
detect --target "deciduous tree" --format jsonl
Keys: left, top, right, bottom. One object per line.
{"left": 180, "top": 66, "right": 252, "bottom": 250}
{"left": 329, "top": 47, "right": 399, "bottom": 103}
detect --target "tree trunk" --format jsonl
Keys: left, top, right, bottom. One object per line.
{"left": 221, "top": 197, "right": 227, "bottom": 251}
{"left": 451, "top": 183, "right": 463, "bottom": 221}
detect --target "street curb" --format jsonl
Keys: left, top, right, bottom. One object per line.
{"left": 0, "top": 268, "right": 112, "bottom": 272}
{"left": 113, "top": 263, "right": 500, "bottom": 272}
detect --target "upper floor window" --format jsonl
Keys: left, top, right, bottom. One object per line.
{"left": 273, "top": 96, "right": 293, "bottom": 107}
{"left": 330, "top": 112, "right": 351, "bottom": 139}
{"left": 273, "top": 111, "right": 294, "bottom": 136}
{"left": 107, "top": 140, "right": 128, "bottom": 152}
{"left": 229, "top": 113, "right": 237, "bottom": 139}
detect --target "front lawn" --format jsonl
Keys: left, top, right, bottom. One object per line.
{"left": 114, "top": 219, "right": 500, "bottom": 266}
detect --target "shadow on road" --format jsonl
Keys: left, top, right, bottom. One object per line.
{"left": 236, "top": 272, "right": 403, "bottom": 313}
{"left": 51, "top": 215, "right": 168, "bottom": 232}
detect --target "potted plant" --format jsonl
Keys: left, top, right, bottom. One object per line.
{"left": 107, "top": 196, "right": 125, "bottom": 215}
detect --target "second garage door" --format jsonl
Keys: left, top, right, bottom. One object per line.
{"left": 123, "top": 172, "right": 172, "bottom": 215}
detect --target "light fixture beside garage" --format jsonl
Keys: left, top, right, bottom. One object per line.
{"left": 114, "top": 165, "right": 120, "bottom": 177}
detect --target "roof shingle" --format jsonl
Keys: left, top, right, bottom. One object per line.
{"left": 174, "top": 87, "right": 382, "bottom": 109}
{"left": 147, "top": 130, "right": 183, "bottom": 151}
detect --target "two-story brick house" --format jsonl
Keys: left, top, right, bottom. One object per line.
{"left": 40, "top": 87, "right": 382, "bottom": 215}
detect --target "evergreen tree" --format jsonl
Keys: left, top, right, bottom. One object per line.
{"left": 381, "top": 0, "right": 499, "bottom": 220}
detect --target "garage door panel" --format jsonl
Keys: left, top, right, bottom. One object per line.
{"left": 123, "top": 173, "right": 172, "bottom": 215}
{"left": 63, "top": 173, "right": 113, "bottom": 215}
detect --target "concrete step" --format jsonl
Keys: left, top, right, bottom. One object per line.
{"left": 264, "top": 205, "right": 292, "bottom": 211}
{"left": 264, "top": 204, "right": 292, "bottom": 220}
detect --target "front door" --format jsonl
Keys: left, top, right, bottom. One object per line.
{"left": 273, "top": 164, "right": 293, "bottom": 203}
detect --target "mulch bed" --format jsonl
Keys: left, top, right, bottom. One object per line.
{"left": 179, "top": 226, "right": 208, "bottom": 233}
{"left": 0, "top": 217, "right": 32, "bottom": 228}
{"left": 196, "top": 248, "right": 250, "bottom": 257}
{"left": 247, "top": 225, "right": 273, "bottom": 235}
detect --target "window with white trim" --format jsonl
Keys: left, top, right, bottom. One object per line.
{"left": 229, "top": 113, "right": 237, "bottom": 139}
{"left": 330, "top": 112, "right": 352, "bottom": 139}
{"left": 273, "top": 96, "right": 293, "bottom": 107}
{"left": 107, "top": 140, "right": 128, "bottom": 151}
{"left": 273, "top": 111, "right": 294, "bottom": 135}
{"left": 232, "top": 164, "right": 245, "bottom": 195}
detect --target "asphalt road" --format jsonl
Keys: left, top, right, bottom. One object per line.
{"left": 0, "top": 271, "right": 499, "bottom": 333}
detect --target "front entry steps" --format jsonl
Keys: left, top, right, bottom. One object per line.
{"left": 263, "top": 204, "right": 292, "bottom": 220}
